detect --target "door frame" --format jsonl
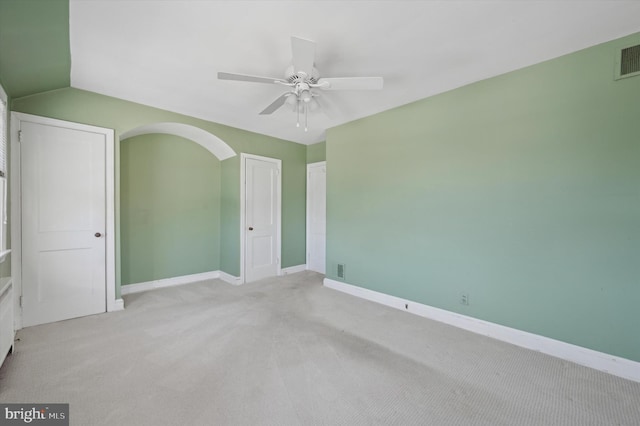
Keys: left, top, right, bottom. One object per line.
{"left": 239, "top": 153, "right": 282, "bottom": 284}
{"left": 306, "top": 161, "right": 326, "bottom": 274}
{"left": 10, "top": 112, "right": 120, "bottom": 330}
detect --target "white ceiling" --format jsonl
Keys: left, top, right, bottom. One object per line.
{"left": 70, "top": 1, "right": 640, "bottom": 145}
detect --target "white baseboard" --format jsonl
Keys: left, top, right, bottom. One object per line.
{"left": 220, "top": 271, "right": 242, "bottom": 285}
{"left": 323, "top": 278, "right": 640, "bottom": 383}
{"left": 121, "top": 271, "right": 221, "bottom": 295}
{"left": 107, "top": 298, "right": 125, "bottom": 312}
{"left": 280, "top": 264, "right": 307, "bottom": 275}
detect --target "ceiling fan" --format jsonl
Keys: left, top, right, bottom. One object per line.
{"left": 218, "top": 36, "right": 384, "bottom": 131}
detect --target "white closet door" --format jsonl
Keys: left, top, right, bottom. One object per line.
{"left": 21, "top": 120, "right": 107, "bottom": 327}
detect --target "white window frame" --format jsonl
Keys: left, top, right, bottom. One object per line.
{"left": 0, "top": 83, "right": 10, "bottom": 263}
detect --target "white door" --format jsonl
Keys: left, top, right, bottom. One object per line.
{"left": 307, "top": 162, "right": 326, "bottom": 273}
{"left": 21, "top": 120, "right": 107, "bottom": 327}
{"left": 244, "top": 155, "right": 280, "bottom": 283}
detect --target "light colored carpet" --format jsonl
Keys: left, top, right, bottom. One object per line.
{"left": 1, "top": 271, "right": 639, "bottom": 425}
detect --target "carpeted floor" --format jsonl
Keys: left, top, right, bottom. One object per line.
{"left": 1, "top": 271, "right": 639, "bottom": 425}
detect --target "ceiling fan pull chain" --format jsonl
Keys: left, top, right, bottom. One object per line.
{"left": 296, "top": 99, "right": 300, "bottom": 128}
{"left": 305, "top": 104, "right": 308, "bottom": 132}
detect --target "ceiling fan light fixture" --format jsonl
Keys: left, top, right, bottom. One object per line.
{"left": 300, "top": 90, "right": 312, "bottom": 103}
{"left": 285, "top": 93, "right": 297, "bottom": 106}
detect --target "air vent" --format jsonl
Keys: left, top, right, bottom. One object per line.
{"left": 615, "top": 44, "right": 640, "bottom": 80}
{"left": 337, "top": 263, "right": 345, "bottom": 279}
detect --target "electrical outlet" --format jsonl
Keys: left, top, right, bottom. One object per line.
{"left": 460, "top": 293, "right": 469, "bottom": 306}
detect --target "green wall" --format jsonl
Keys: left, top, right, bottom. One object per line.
{"left": 218, "top": 138, "right": 307, "bottom": 275}
{"left": 306, "top": 141, "right": 326, "bottom": 163}
{"left": 0, "top": 0, "right": 68, "bottom": 279}
{"left": 12, "top": 88, "right": 307, "bottom": 290}
{"left": 0, "top": 0, "right": 70, "bottom": 98}
{"left": 326, "top": 33, "right": 640, "bottom": 362}
{"left": 120, "top": 133, "right": 221, "bottom": 284}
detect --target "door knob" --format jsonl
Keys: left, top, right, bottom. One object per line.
{"left": 248, "top": 227, "right": 254, "bottom": 231}
{"left": 95, "top": 232, "right": 102, "bottom": 238}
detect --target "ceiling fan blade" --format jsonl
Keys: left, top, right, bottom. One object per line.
{"left": 259, "top": 93, "right": 289, "bottom": 115}
{"left": 291, "top": 36, "right": 316, "bottom": 77}
{"left": 218, "top": 72, "right": 286, "bottom": 85}
{"left": 317, "top": 77, "right": 384, "bottom": 90}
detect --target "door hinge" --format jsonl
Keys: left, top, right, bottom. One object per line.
{"left": 19, "top": 295, "right": 23, "bottom": 307}
{"left": 18, "top": 130, "right": 22, "bottom": 142}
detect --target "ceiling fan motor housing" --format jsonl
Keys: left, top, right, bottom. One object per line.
{"left": 285, "top": 64, "right": 320, "bottom": 84}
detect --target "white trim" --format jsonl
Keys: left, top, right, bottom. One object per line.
{"left": 120, "top": 122, "right": 236, "bottom": 161}
{"left": 105, "top": 124, "right": 117, "bottom": 312}
{"left": 10, "top": 113, "right": 22, "bottom": 329}
{"left": 10, "top": 112, "right": 117, "bottom": 329}
{"left": 280, "top": 264, "right": 307, "bottom": 275}
{"left": 0, "top": 277, "right": 14, "bottom": 368}
{"left": 121, "top": 271, "right": 221, "bottom": 295}
{"left": 306, "top": 161, "right": 326, "bottom": 274}
{"left": 239, "top": 155, "right": 246, "bottom": 284}
{"left": 220, "top": 271, "right": 242, "bottom": 285}
{"left": 111, "top": 298, "right": 125, "bottom": 311}
{"left": 0, "top": 86, "right": 7, "bottom": 257}
{"left": 240, "top": 153, "right": 282, "bottom": 284}
{"left": 323, "top": 278, "right": 640, "bottom": 383}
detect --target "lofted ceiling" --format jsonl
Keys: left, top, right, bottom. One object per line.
{"left": 0, "top": 0, "right": 70, "bottom": 99}
{"left": 68, "top": 0, "right": 640, "bottom": 145}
